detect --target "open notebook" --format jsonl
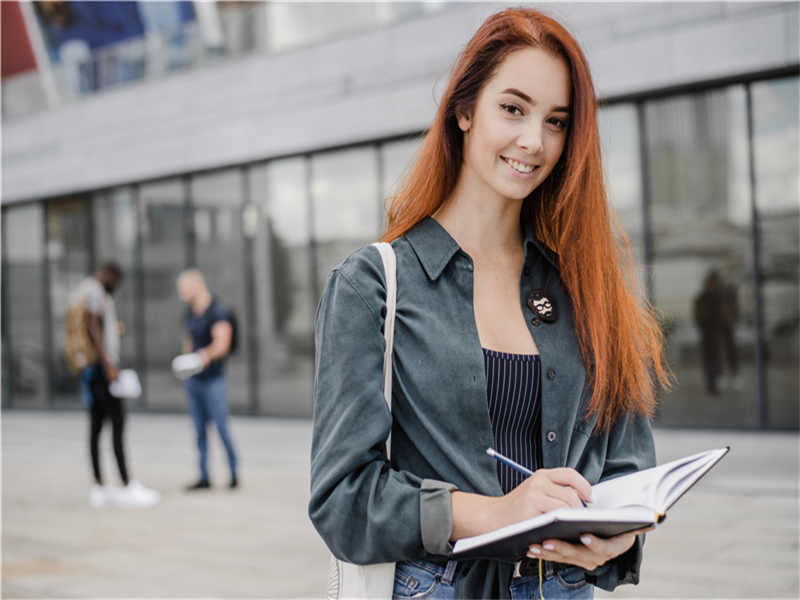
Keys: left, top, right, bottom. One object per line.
{"left": 452, "top": 447, "right": 729, "bottom": 559}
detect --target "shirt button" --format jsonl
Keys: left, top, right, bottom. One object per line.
{"left": 523, "top": 266, "right": 531, "bottom": 276}
{"left": 531, "top": 317, "right": 541, "bottom": 327}
{"left": 546, "top": 431, "right": 557, "bottom": 443}
{"left": 547, "top": 368, "right": 556, "bottom": 379}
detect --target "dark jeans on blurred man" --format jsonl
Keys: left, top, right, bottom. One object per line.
{"left": 185, "top": 374, "right": 238, "bottom": 485}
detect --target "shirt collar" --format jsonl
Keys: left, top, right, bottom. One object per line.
{"left": 404, "top": 217, "right": 462, "bottom": 281}
{"left": 522, "top": 219, "right": 561, "bottom": 272}
{"left": 404, "top": 216, "right": 560, "bottom": 281}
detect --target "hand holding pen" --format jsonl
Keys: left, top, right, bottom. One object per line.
{"left": 487, "top": 448, "right": 595, "bottom": 507}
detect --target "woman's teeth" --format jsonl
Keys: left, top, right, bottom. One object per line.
{"left": 505, "top": 158, "right": 535, "bottom": 174}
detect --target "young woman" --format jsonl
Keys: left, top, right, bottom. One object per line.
{"left": 309, "top": 7, "right": 671, "bottom": 599}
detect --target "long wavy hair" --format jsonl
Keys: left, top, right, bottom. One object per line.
{"left": 381, "top": 7, "right": 672, "bottom": 430}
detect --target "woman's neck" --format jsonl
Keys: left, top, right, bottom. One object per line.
{"left": 432, "top": 182, "right": 524, "bottom": 259}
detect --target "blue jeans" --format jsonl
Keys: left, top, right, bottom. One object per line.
{"left": 392, "top": 559, "right": 594, "bottom": 600}
{"left": 185, "top": 374, "right": 237, "bottom": 481}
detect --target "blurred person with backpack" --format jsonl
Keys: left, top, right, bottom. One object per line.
{"left": 176, "top": 268, "right": 239, "bottom": 491}
{"left": 64, "top": 263, "right": 160, "bottom": 509}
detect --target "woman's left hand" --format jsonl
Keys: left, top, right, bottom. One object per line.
{"left": 526, "top": 527, "right": 654, "bottom": 571}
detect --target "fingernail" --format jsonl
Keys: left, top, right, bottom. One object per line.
{"left": 529, "top": 547, "right": 541, "bottom": 555}
{"left": 543, "top": 543, "right": 554, "bottom": 551}
{"left": 581, "top": 535, "right": 592, "bottom": 546}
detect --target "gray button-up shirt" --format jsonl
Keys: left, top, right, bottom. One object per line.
{"left": 309, "top": 217, "right": 655, "bottom": 597}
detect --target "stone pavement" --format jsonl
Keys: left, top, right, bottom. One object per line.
{"left": 2, "top": 409, "right": 798, "bottom": 599}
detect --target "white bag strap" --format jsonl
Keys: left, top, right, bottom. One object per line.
{"left": 371, "top": 242, "right": 396, "bottom": 457}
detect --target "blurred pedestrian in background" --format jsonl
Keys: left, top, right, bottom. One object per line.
{"left": 176, "top": 268, "right": 239, "bottom": 491}
{"left": 65, "top": 263, "right": 160, "bottom": 509}
{"left": 310, "top": 7, "right": 672, "bottom": 598}
{"left": 694, "top": 269, "right": 742, "bottom": 395}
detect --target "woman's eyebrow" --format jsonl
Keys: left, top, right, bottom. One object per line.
{"left": 500, "top": 87, "right": 571, "bottom": 113}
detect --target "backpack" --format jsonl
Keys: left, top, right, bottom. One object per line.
{"left": 64, "top": 295, "right": 98, "bottom": 374}
{"left": 225, "top": 306, "right": 239, "bottom": 355}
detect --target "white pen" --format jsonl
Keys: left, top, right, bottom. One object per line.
{"left": 486, "top": 447, "right": 534, "bottom": 476}
{"left": 486, "top": 447, "right": 594, "bottom": 507}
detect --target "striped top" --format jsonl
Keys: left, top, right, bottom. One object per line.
{"left": 483, "top": 348, "right": 543, "bottom": 494}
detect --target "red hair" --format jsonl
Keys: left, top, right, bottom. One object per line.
{"left": 381, "top": 7, "right": 672, "bottom": 430}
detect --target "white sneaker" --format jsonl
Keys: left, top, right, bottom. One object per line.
{"left": 89, "top": 484, "right": 114, "bottom": 509}
{"left": 115, "top": 480, "right": 160, "bottom": 509}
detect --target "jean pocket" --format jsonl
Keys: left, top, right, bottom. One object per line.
{"left": 555, "top": 565, "right": 588, "bottom": 590}
{"left": 393, "top": 560, "right": 448, "bottom": 599}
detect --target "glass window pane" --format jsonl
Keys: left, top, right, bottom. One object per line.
{"left": 139, "top": 178, "right": 186, "bottom": 409}
{"left": 191, "top": 169, "right": 250, "bottom": 412}
{"left": 3, "top": 205, "right": 46, "bottom": 407}
{"left": 752, "top": 76, "right": 800, "bottom": 428}
{"left": 381, "top": 137, "right": 424, "bottom": 199}
{"left": 249, "top": 159, "right": 314, "bottom": 417}
{"left": 46, "top": 197, "right": 92, "bottom": 405}
{"left": 645, "top": 86, "right": 757, "bottom": 426}
{"left": 598, "top": 103, "right": 647, "bottom": 292}
{"left": 311, "top": 146, "right": 381, "bottom": 298}
{"left": 94, "top": 188, "right": 139, "bottom": 374}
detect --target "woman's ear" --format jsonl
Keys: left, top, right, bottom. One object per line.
{"left": 457, "top": 110, "right": 471, "bottom": 132}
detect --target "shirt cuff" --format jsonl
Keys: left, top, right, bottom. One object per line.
{"left": 584, "top": 532, "right": 644, "bottom": 591}
{"left": 419, "top": 478, "right": 458, "bottom": 556}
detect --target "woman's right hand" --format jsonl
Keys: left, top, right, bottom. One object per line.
{"left": 497, "top": 468, "right": 593, "bottom": 525}
{"left": 450, "top": 468, "right": 593, "bottom": 541}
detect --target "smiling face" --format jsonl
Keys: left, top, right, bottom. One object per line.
{"left": 457, "top": 47, "right": 571, "bottom": 205}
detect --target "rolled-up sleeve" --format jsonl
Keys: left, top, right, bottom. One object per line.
{"left": 420, "top": 479, "right": 458, "bottom": 556}
{"left": 308, "top": 250, "right": 456, "bottom": 565}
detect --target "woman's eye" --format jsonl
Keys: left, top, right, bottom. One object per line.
{"left": 501, "top": 103, "right": 523, "bottom": 116}
{"left": 548, "top": 117, "right": 568, "bottom": 130}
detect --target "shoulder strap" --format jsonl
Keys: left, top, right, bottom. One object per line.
{"left": 371, "top": 242, "right": 397, "bottom": 457}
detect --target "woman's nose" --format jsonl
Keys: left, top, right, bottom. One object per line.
{"left": 517, "top": 123, "right": 544, "bottom": 155}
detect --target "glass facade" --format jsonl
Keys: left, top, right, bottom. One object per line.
{"left": 751, "top": 77, "right": 800, "bottom": 428}
{"left": 139, "top": 178, "right": 187, "bottom": 409}
{"left": 598, "top": 103, "right": 647, "bottom": 290}
{"left": 191, "top": 169, "right": 251, "bottom": 412}
{"left": 45, "top": 197, "right": 94, "bottom": 405}
{"left": 93, "top": 188, "right": 140, "bottom": 381}
{"left": 311, "top": 147, "right": 382, "bottom": 299}
{"left": 3, "top": 205, "right": 47, "bottom": 408}
{"left": 249, "top": 158, "right": 314, "bottom": 417}
{"left": 644, "top": 87, "right": 759, "bottom": 427}
{"left": 3, "top": 77, "right": 798, "bottom": 429}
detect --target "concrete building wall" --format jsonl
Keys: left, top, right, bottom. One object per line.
{"left": 3, "top": 1, "right": 798, "bottom": 204}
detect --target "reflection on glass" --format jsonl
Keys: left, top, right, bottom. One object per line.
{"left": 191, "top": 169, "right": 250, "bottom": 411}
{"left": 645, "top": 86, "right": 757, "bottom": 426}
{"left": 3, "top": 205, "right": 46, "bottom": 407}
{"left": 140, "top": 178, "right": 186, "bottom": 409}
{"left": 46, "top": 197, "right": 92, "bottom": 404}
{"left": 312, "top": 146, "right": 381, "bottom": 298}
{"left": 599, "top": 105, "right": 644, "bottom": 237}
{"left": 752, "top": 76, "right": 800, "bottom": 428}
{"left": 249, "top": 159, "right": 314, "bottom": 417}
{"left": 598, "top": 103, "right": 646, "bottom": 292}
